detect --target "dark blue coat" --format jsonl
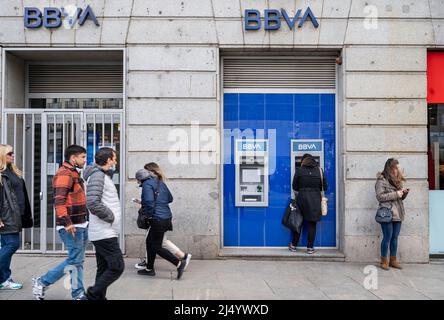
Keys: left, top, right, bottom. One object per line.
{"left": 141, "top": 177, "right": 173, "bottom": 220}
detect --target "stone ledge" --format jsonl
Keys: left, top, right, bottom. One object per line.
{"left": 218, "top": 248, "right": 346, "bottom": 262}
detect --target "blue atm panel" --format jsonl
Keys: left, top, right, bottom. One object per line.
{"left": 223, "top": 93, "right": 336, "bottom": 247}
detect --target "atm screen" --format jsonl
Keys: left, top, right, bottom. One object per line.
{"left": 241, "top": 169, "right": 261, "bottom": 183}
{"left": 295, "top": 156, "right": 320, "bottom": 168}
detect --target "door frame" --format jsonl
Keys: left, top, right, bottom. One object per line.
{"left": 1, "top": 45, "right": 127, "bottom": 254}
{"left": 220, "top": 56, "right": 340, "bottom": 250}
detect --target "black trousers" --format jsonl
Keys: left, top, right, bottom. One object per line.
{"left": 146, "top": 220, "right": 179, "bottom": 270}
{"left": 87, "top": 237, "right": 125, "bottom": 300}
{"left": 291, "top": 221, "right": 317, "bottom": 248}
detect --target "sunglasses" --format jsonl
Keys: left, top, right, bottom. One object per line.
{"left": 6, "top": 152, "right": 14, "bottom": 156}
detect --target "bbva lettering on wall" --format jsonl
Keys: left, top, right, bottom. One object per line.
{"left": 24, "top": 5, "right": 99, "bottom": 29}
{"left": 244, "top": 7, "right": 319, "bottom": 30}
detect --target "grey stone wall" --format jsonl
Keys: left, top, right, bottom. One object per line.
{"left": 1, "top": 0, "right": 443, "bottom": 261}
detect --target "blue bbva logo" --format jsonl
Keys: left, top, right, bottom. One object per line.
{"left": 239, "top": 141, "right": 267, "bottom": 152}
{"left": 244, "top": 7, "right": 319, "bottom": 30}
{"left": 24, "top": 5, "right": 99, "bottom": 29}
{"left": 293, "top": 141, "right": 322, "bottom": 152}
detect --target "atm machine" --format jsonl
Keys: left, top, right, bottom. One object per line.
{"left": 235, "top": 139, "right": 269, "bottom": 207}
{"left": 291, "top": 139, "right": 324, "bottom": 199}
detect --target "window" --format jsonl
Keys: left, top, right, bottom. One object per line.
{"left": 29, "top": 98, "right": 123, "bottom": 109}
{"left": 428, "top": 104, "right": 444, "bottom": 190}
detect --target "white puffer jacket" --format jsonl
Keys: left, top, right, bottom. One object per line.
{"left": 83, "top": 164, "right": 121, "bottom": 242}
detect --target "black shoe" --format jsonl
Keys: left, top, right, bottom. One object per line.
{"left": 177, "top": 261, "right": 186, "bottom": 280}
{"left": 138, "top": 268, "right": 156, "bottom": 276}
{"left": 307, "top": 248, "right": 315, "bottom": 254}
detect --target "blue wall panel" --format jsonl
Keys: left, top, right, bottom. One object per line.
{"left": 223, "top": 93, "right": 336, "bottom": 247}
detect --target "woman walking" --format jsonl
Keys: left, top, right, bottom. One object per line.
{"left": 0, "top": 144, "right": 33, "bottom": 290}
{"left": 290, "top": 153, "right": 327, "bottom": 254}
{"left": 136, "top": 163, "right": 189, "bottom": 279}
{"left": 134, "top": 168, "right": 191, "bottom": 271}
{"left": 375, "top": 158, "right": 409, "bottom": 270}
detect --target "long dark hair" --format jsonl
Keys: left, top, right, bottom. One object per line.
{"left": 382, "top": 158, "right": 405, "bottom": 189}
{"left": 301, "top": 153, "right": 318, "bottom": 168}
{"left": 144, "top": 162, "right": 166, "bottom": 181}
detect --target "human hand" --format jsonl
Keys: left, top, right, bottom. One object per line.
{"left": 65, "top": 224, "right": 76, "bottom": 238}
{"left": 397, "top": 190, "right": 403, "bottom": 198}
{"left": 0, "top": 220, "right": 4, "bottom": 228}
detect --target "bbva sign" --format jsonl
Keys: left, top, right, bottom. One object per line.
{"left": 24, "top": 5, "right": 99, "bottom": 29}
{"left": 244, "top": 7, "right": 319, "bottom": 30}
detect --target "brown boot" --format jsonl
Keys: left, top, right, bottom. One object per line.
{"left": 380, "top": 257, "right": 389, "bottom": 270}
{"left": 389, "top": 256, "right": 402, "bottom": 269}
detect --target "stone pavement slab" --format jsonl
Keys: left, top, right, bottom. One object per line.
{"left": 1, "top": 256, "right": 444, "bottom": 300}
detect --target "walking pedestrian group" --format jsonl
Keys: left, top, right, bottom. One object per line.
{"left": 1, "top": 142, "right": 409, "bottom": 299}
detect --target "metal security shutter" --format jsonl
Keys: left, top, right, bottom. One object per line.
{"left": 28, "top": 64, "right": 123, "bottom": 94}
{"left": 223, "top": 56, "right": 336, "bottom": 89}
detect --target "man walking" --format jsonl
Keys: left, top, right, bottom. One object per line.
{"left": 82, "top": 147, "right": 124, "bottom": 300}
{"left": 32, "top": 145, "right": 88, "bottom": 300}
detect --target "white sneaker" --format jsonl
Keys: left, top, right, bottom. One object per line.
{"left": 32, "top": 277, "right": 46, "bottom": 300}
{"left": 0, "top": 279, "right": 23, "bottom": 290}
{"left": 184, "top": 253, "right": 192, "bottom": 271}
{"left": 134, "top": 259, "right": 147, "bottom": 270}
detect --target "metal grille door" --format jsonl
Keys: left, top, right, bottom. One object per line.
{"left": 2, "top": 111, "right": 123, "bottom": 253}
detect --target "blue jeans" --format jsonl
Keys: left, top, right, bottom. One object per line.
{"left": 40, "top": 227, "right": 88, "bottom": 299}
{"left": 380, "top": 221, "right": 402, "bottom": 258}
{"left": 0, "top": 233, "right": 21, "bottom": 283}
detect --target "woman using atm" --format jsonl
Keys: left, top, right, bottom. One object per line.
{"left": 290, "top": 153, "right": 327, "bottom": 254}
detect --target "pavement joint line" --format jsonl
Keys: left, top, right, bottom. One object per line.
{"left": 263, "top": 279, "right": 277, "bottom": 296}
{"left": 305, "top": 276, "right": 331, "bottom": 300}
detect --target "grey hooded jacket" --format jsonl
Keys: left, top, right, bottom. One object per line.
{"left": 83, "top": 164, "right": 121, "bottom": 241}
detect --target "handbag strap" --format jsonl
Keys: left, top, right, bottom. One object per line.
{"left": 318, "top": 166, "right": 325, "bottom": 193}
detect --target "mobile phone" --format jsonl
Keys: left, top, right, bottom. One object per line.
{"left": 132, "top": 198, "right": 141, "bottom": 204}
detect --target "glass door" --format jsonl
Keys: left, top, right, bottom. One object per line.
{"left": 428, "top": 104, "right": 444, "bottom": 255}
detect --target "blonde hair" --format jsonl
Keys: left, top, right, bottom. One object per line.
{"left": 144, "top": 162, "right": 167, "bottom": 181}
{"left": 0, "top": 144, "right": 22, "bottom": 185}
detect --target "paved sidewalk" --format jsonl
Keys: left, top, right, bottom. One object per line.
{"left": 1, "top": 256, "right": 444, "bottom": 300}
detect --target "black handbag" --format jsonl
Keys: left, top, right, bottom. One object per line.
{"left": 137, "top": 207, "right": 152, "bottom": 229}
{"left": 282, "top": 199, "right": 304, "bottom": 233}
{"left": 136, "top": 180, "right": 159, "bottom": 230}
{"left": 375, "top": 206, "right": 393, "bottom": 224}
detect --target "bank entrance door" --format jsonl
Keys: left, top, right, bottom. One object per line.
{"left": 2, "top": 111, "right": 123, "bottom": 253}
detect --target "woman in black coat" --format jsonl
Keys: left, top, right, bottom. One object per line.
{"left": 290, "top": 153, "right": 327, "bottom": 254}
{"left": 0, "top": 144, "right": 33, "bottom": 290}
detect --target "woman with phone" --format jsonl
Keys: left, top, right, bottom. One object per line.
{"left": 375, "top": 158, "right": 409, "bottom": 270}
{"left": 134, "top": 164, "right": 190, "bottom": 280}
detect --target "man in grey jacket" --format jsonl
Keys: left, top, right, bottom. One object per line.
{"left": 83, "top": 147, "right": 124, "bottom": 300}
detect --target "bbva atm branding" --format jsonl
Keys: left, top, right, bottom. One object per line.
{"left": 293, "top": 141, "right": 323, "bottom": 152}
{"left": 238, "top": 141, "right": 268, "bottom": 152}
{"left": 24, "top": 5, "right": 99, "bottom": 28}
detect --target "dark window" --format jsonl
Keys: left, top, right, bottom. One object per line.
{"left": 428, "top": 104, "right": 444, "bottom": 190}
{"left": 29, "top": 98, "right": 122, "bottom": 109}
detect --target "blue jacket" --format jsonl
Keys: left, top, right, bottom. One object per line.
{"left": 141, "top": 177, "right": 173, "bottom": 220}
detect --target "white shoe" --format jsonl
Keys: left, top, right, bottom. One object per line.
{"left": 134, "top": 259, "right": 147, "bottom": 270}
{"left": 0, "top": 279, "right": 23, "bottom": 290}
{"left": 184, "top": 253, "right": 192, "bottom": 271}
{"left": 32, "top": 277, "right": 46, "bottom": 300}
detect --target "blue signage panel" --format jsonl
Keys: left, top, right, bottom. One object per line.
{"left": 237, "top": 141, "right": 268, "bottom": 152}
{"left": 292, "top": 141, "right": 323, "bottom": 152}
{"left": 224, "top": 93, "right": 336, "bottom": 247}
